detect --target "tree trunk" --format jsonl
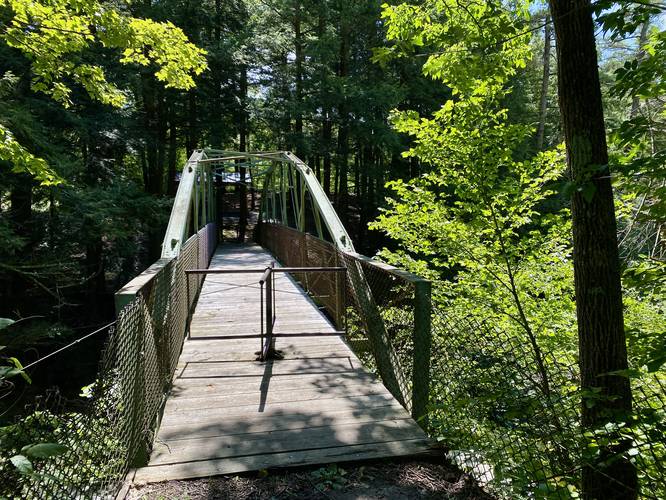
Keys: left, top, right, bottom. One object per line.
{"left": 536, "top": 15, "right": 552, "bottom": 151}
{"left": 141, "top": 73, "right": 160, "bottom": 194}
{"left": 167, "top": 99, "right": 178, "bottom": 196}
{"left": 155, "top": 86, "right": 167, "bottom": 195}
{"left": 630, "top": 20, "right": 650, "bottom": 119}
{"left": 293, "top": 4, "right": 305, "bottom": 159}
{"left": 354, "top": 144, "right": 360, "bottom": 198}
{"left": 322, "top": 110, "right": 332, "bottom": 196}
{"left": 335, "top": 21, "right": 351, "bottom": 222}
{"left": 210, "top": 0, "right": 224, "bottom": 147}
{"left": 549, "top": 0, "right": 637, "bottom": 497}
{"left": 358, "top": 145, "right": 371, "bottom": 251}
{"left": 314, "top": 154, "right": 321, "bottom": 181}
{"left": 186, "top": 91, "right": 198, "bottom": 155}
{"left": 10, "top": 175, "right": 32, "bottom": 241}
{"left": 238, "top": 64, "right": 248, "bottom": 243}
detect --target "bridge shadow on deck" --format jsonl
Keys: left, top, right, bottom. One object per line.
{"left": 133, "top": 244, "right": 430, "bottom": 483}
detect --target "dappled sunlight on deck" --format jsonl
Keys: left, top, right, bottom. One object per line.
{"left": 132, "top": 244, "right": 430, "bottom": 483}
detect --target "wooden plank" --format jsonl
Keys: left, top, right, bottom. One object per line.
{"left": 190, "top": 320, "right": 336, "bottom": 330}
{"left": 178, "top": 358, "right": 364, "bottom": 378}
{"left": 134, "top": 243, "right": 430, "bottom": 485}
{"left": 180, "top": 337, "right": 347, "bottom": 353}
{"left": 150, "top": 419, "right": 424, "bottom": 465}
{"left": 177, "top": 347, "right": 355, "bottom": 363}
{"left": 169, "top": 371, "right": 380, "bottom": 393}
{"left": 157, "top": 404, "right": 408, "bottom": 440}
{"left": 164, "top": 383, "right": 392, "bottom": 411}
{"left": 189, "top": 326, "right": 337, "bottom": 334}
{"left": 165, "top": 393, "right": 399, "bottom": 422}
{"left": 134, "top": 439, "right": 431, "bottom": 483}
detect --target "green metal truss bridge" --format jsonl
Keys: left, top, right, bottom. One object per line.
{"left": 106, "top": 150, "right": 434, "bottom": 490}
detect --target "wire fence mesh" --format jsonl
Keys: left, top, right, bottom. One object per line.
{"left": 258, "top": 223, "right": 428, "bottom": 420}
{"left": 3, "top": 218, "right": 664, "bottom": 499}
{"left": 259, "top": 222, "right": 666, "bottom": 499}
{"left": 0, "top": 224, "right": 215, "bottom": 499}
{"left": 428, "top": 310, "right": 666, "bottom": 498}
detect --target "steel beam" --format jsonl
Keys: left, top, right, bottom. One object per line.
{"left": 161, "top": 150, "right": 204, "bottom": 258}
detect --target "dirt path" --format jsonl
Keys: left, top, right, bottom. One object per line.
{"left": 127, "top": 456, "right": 492, "bottom": 500}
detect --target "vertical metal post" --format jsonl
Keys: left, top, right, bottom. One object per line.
{"left": 186, "top": 273, "right": 191, "bottom": 339}
{"left": 302, "top": 234, "right": 309, "bottom": 292}
{"left": 335, "top": 269, "right": 346, "bottom": 332}
{"left": 271, "top": 261, "right": 276, "bottom": 327}
{"left": 194, "top": 170, "right": 200, "bottom": 232}
{"left": 265, "top": 267, "right": 273, "bottom": 358}
{"left": 412, "top": 279, "right": 432, "bottom": 428}
{"left": 201, "top": 170, "right": 207, "bottom": 226}
{"left": 260, "top": 281, "right": 264, "bottom": 355}
{"left": 343, "top": 270, "right": 348, "bottom": 336}
{"left": 298, "top": 170, "right": 306, "bottom": 232}
{"left": 130, "top": 306, "right": 149, "bottom": 467}
{"left": 196, "top": 234, "right": 200, "bottom": 272}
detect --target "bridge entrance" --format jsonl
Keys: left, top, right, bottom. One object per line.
{"left": 114, "top": 150, "right": 433, "bottom": 484}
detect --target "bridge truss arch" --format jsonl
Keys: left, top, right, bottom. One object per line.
{"left": 155, "top": 149, "right": 431, "bottom": 421}
{"left": 161, "top": 149, "right": 354, "bottom": 258}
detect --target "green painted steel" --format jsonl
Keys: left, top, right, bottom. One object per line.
{"left": 158, "top": 149, "right": 432, "bottom": 423}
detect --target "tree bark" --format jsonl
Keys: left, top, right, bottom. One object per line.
{"left": 536, "top": 15, "right": 552, "bottom": 151}
{"left": 141, "top": 72, "right": 160, "bottom": 194}
{"left": 335, "top": 20, "right": 351, "bottom": 222}
{"left": 293, "top": 3, "right": 305, "bottom": 159}
{"left": 314, "top": 154, "right": 321, "bottom": 181}
{"left": 549, "top": 0, "right": 637, "bottom": 497}
{"left": 167, "top": 98, "right": 178, "bottom": 196}
{"left": 156, "top": 86, "right": 167, "bottom": 195}
{"left": 186, "top": 91, "right": 198, "bottom": 155}
{"left": 322, "top": 109, "right": 332, "bottom": 196}
{"left": 238, "top": 64, "right": 248, "bottom": 243}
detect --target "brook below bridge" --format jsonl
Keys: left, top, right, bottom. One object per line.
{"left": 115, "top": 150, "right": 433, "bottom": 484}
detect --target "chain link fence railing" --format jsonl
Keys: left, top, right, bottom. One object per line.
{"left": 258, "top": 222, "right": 666, "bottom": 499}
{"left": 0, "top": 223, "right": 215, "bottom": 499}
{"left": 5, "top": 218, "right": 662, "bottom": 499}
{"left": 257, "top": 223, "right": 431, "bottom": 422}
{"left": 428, "top": 310, "right": 666, "bottom": 498}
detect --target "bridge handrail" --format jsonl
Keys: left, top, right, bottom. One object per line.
{"left": 112, "top": 223, "right": 216, "bottom": 467}
{"left": 257, "top": 222, "right": 432, "bottom": 425}
{"left": 2, "top": 223, "right": 216, "bottom": 499}
{"left": 161, "top": 150, "right": 215, "bottom": 258}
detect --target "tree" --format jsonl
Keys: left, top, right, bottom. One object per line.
{"left": 0, "top": 0, "right": 207, "bottom": 185}
{"left": 536, "top": 14, "right": 552, "bottom": 151}
{"left": 548, "top": 0, "right": 637, "bottom": 496}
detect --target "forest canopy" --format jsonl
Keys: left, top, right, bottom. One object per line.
{"left": 1, "top": 0, "right": 665, "bottom": 498}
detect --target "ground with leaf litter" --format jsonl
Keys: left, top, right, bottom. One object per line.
{"left": 127, "top": 457, "right": 492, "bottom": 499}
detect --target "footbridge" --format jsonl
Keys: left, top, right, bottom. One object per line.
{"left": 115, "top": 150, "right": 433, "bottom": 484}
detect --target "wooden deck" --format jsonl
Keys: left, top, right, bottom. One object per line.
{"left": 133, "top": 244, "right": 430, "bottom": 483}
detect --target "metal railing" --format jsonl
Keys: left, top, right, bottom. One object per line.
{"left": 256, "top": 222, "right": 432, "bottom": 424}
{"left": 257, "top": 265, "right": 347, "bottom": 361}
{"left": 0, "top": 223, "right": 217, "bottom": 499}
{"left": 185, "top": 264, "right": 347, "bottom": 361}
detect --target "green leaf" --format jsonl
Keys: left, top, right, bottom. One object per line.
{"left": 646, "top": 354, "right": 666, "bottom": 373}
{"left": 21, "top": 443, "right": 68, "bottom": 459}
{"left": 1, "top": 357, "right": 31, "bottom": 384}
{"left": 0, "top": 318, "right": 15, "bottom": 330}
{"left": 10, "top": 455, "right": 33, "bottom": 475}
